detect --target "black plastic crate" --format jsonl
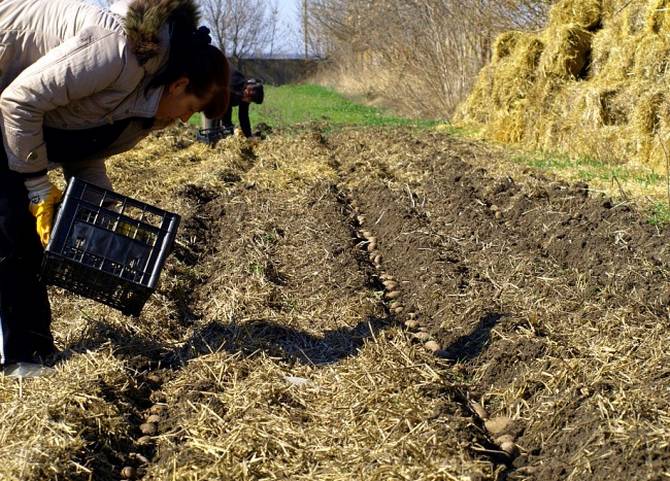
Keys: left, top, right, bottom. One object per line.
{"left": 41, "top": 178, "right": 181, "bottom": 316}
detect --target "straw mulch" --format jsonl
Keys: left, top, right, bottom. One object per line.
{"left": 325, "top": 126, "right": 670, "bottom": 480}
{"left": 141, "top": 130, "right": 492, "bottom": 480}
{"left": 455, "top": 0, "right": 670, "bottom": 173}
{"left": 0, "top": 126, "right": 496, "bottom": 481}
{"left": 5, "top": 123, "right": 670, "bottom": 480}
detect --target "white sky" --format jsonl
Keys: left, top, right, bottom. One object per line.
{"left": 274, "top": 0, "right": 302, "bottom": 54}
{"left": 276, "top": 0, "right": 300, "bottom": 30}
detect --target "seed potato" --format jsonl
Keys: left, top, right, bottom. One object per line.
{"left": 139, "top": 422, "right": 157, "bottom": 435}
{"left": 121, "top": 466, "right": 136, "bottom": 479}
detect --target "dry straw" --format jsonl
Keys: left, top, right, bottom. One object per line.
{"left": 455, "top": 0, "right": 670, "bottom": 173}
{"left": 4, "top": 121, "right": 670, "bottom": 480}
{"left": 539, "top": 23, "right": 592, "bottom": 79}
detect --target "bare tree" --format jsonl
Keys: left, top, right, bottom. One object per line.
{"left": 308, "top": 0, "right": 552, "bottom": 116}
{"left": 299, "top": 0, "right": 330, "bottom": 58}
{"left": 201, "top": 0, "right": 276, "bottom": 62}
{"left": 268, "top": 0, "right": 280, "bottom": 57}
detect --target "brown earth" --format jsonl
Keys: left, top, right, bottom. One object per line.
{"left": 328, "top": 128, "right": 670, "bottom": 480}
{"left": 2, "top": 125, "right": 670, "bottom": 481}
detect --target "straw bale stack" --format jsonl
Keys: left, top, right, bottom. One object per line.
{"left": 623, "top": 1, "right": 649, "bottom": 33}
{"left": 590, "top": 28, "right": 635, "bottom": 79}
{"left": 539, "top": 23, "right": 593, "bottom": 79}
{"left": 632, "top": 34, "right": 670, "bottom": 79}
{"left": 455, "top": 0, "right": 670, "bottom": 173}
{"left": 632, "top": 89, "right": 670, "bottom": 162}
{"left": 456, "top": 32, "right": 543, "bottom": 129}
{"left": 493, "top": 31, "right": 527, "bottom": 60}
{"left": 646, "top": 0, "right": 670, "bottom": 33}
{"left": 548, "top": 0, "right": 602, "bottom": 29}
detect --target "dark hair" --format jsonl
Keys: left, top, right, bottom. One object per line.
{"left": 149, "top": 25, "right": 230, "bottom": 118}
{"left": 245, "top": 79, "right": 264, "bottom": 104}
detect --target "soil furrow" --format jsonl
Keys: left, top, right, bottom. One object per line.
{"left": 328, "top": 127, "right": 670, "bottom": 480}
{"left": 138, "top": 131, "right": 496, "bottom": 480}
{"left": 6, "top": 125, "right": 670, "bottom": 481}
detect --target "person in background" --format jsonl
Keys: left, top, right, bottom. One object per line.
{"left": 0, "top": 0, "right": 230, "bottom": 375}
{"left": 199, "top": 70, "right": 264, "bottom": 142}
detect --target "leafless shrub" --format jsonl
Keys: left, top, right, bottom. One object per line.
{"left": 308, "top": 0, "right": 552, "bottom": 117}
{"left": 201, "top": 0, "right": 283, "bottom": 61}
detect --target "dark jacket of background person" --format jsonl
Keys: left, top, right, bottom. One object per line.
{"left": 222, "top": 70, "right": 253, "bottom": 137}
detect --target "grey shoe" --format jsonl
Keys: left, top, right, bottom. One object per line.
{"left": 3, "top": 362, "right": 55, "bottom": 378}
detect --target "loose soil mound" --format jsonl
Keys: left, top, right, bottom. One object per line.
{"left": 456, "top": 0, "right": 670, "bottom": 173}
{"left": 1, "top": 125, "right": 670, "bottom": 480}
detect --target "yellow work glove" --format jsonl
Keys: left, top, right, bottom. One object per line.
{"left": 25, "top": 175, "right": 63, "bottom": 248}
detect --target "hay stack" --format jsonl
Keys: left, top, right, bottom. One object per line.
{"left": 456, "top": 32, "right": 544, "bottom": 142}
{"left": 646, "top": 0, "right": 670, "bottom": 33}
{"left": 539, "top": 24, "right": 593, "bottom": 79}
{"left": 455, "top": 0, "right": 670, "bottom": 173}
{"left": 549, "top": 0, "right": 603, "bottom": 29}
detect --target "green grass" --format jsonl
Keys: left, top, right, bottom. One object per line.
{"left": 189, "top": 84, "right": 439, "bottom": 130}
{"left": 250, "top": 84, "right": 439, "bottom": 129}
{"left": 511, "top": 151, "right": 670, "bottom": 225}
{"left": 649, "top": 202, "right": 670, "bottom": 225}
{"left": 512, "top": 151, "right": 665, "bottom": 187}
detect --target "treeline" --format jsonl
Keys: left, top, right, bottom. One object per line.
{"left": 305, "top": 0, "right": 553, "bottom": 118}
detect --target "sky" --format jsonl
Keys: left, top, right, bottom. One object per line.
{"left": 276, "top": 0, "right": 300, "bottom": 32}
{"left": 274, "top": 0, "right": 302, "bottom": 55}
{"left": 91, "top": 0, "right": 305, "bottom": 56}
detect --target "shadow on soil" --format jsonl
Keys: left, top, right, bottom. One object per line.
{"left": 60, "top": 316, "right": 393, "bottom": 368}
{"left": 441, "top": 312, "right": 504, "bottom": 361}
{"left": 57, "top": 318, "right": 167, "bottom": 368}
{"left": 62, "top": 311, "right": 503, "bottom": 368}
{"left": 167, "top": 317, "right": 391, "bottom": 366}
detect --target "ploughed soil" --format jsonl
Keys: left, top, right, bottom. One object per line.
{"left": 327, "top": 128, "right": 670, "bottom": 480}
{"left": 2, "top": 125, "right": 670, "bottom": 481}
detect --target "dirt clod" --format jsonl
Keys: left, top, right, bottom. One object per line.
{"left": 495, "top": 434, "right": 515, "bottom": 444}
{"left": 146, "top": 414, "right": 161, "bottom": 424}
{"left": 414, "top": 332, "right": 430, "bottom": 341}
{"left": 149, "top": 404, "right": 167, "bottom": 415}
{"left": 145, "top": 372, "right": 162, "bottom": 383}
{"left": 500, "top": 441, "right": 519, "bottom": 458}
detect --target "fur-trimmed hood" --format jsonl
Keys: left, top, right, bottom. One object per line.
{"left": 115, "top": 0, "right": 199, "bottom": 65}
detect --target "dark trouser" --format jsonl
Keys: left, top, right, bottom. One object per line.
{"left": 0, "top": 154, "right": 54, "bottom": 365}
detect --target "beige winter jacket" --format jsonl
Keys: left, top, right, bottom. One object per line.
{"left": 0, "top": 0, "right": 191, "bottom": 189}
